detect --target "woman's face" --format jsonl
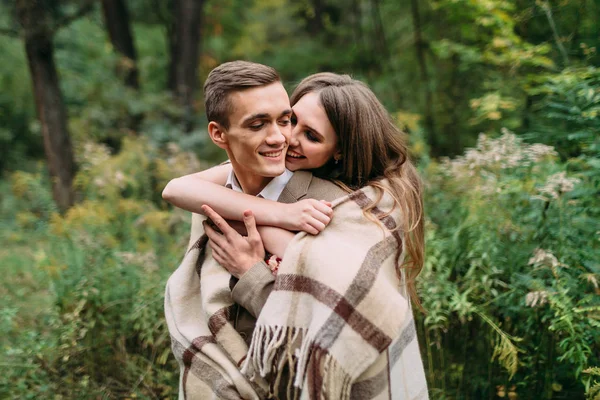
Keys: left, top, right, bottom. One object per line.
{"left": 285, "top": 92, "right": 339, "bottom": 171}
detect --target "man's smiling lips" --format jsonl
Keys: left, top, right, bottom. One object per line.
{"left": 259, "top": 149, "right": 284, "bottom": 159}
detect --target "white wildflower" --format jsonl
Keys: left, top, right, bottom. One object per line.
{"left": 525, "top": 291, "right": 548, "bottom": 307}
{"left": 115, "top": 170, "right": 126, "bottom": 189}
{"left": 166, "top": 142, "right": 181, "bottom": 154}
{"left": 93, "top": 177, "right": 106, "bottom": 188}
{"left": 537, "top": 172, "right": 581, "bottom": 200}
{"left": 442, "top": 129, "right": 558, "bottom": 180}
{"left": 526, "top": 143, "right": 557, "bottom": 160}
{"left": 583, "top": 273, "right": 599, "bottom": 290}
{"left": 116, "top": 251, "right": 158, "bottom": 272}
{"left": 528, "top": 248, "right": 560, "bottom": 268}
{"left": 78, "top": 141, "right": 111, "bottom": 169}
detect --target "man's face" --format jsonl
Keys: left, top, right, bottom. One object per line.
{"left": 222, "top": 82, "right": 292, "bottom": 182}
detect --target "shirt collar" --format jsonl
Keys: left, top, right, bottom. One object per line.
{"left": 225, "top": 168, "right": 293, "bottom": 200}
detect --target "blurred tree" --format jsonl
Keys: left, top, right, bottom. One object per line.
{"left": 305, "top": 0, "right": 324, "bottom": 34}
{"left": 167, "top": 0, "right": 204, "bottom": 132}
{"left": 409, "top": 0, "right": 438, "bottom": 155}
{"left": 101, "top": 0, "right": 139, "bottom": 90}
{"left": 13, "top": 0, "right": 95, "bottom": 212}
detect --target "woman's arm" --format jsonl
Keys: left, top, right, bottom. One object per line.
{"left": 162, "top": 163, "right": 231, "bottom": 213}
{"left": 162, "top": 165, "right": 333, "bottom": 233}
{"left": 258, "top": 226, "right": 296, "bottom": 257}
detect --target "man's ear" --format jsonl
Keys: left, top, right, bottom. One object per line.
{"left": 208, "top": 121, "right": 228, "bottom": 150}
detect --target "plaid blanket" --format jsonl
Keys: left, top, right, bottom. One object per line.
{"left": 165, "top": 184, "right": 428, "bottom": 399}
{"left": 165, "top": 210, "right": 266, "bottom": 400}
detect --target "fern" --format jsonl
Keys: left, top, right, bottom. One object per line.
{"left": 584, "top": 367, "right": 600, "bottom": 400}
{"left": 476, "top": 310, "right": 523, "bottom": 380}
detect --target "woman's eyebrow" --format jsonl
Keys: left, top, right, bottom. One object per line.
{"left": 293, "top": 110, "right": 324, "bottom": 139}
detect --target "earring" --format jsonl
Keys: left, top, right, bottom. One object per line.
{"left": 334, "top": 158, "right": 339, "bottom": 165}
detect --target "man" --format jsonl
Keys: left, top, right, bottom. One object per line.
{"left": 164, "top": 61, "right": 346, "bottom": 400}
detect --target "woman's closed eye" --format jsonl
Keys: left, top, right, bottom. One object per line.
{"left": 305, "top": 130, "right": 320, "bottom": 142}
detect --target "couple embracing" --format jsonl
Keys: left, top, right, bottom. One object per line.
{"left": 163, "top": 61, "right": 428, "bottom": 400}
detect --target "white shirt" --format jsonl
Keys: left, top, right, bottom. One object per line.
{"left": 225, "top": 168, "right": 293, "bottom": 200}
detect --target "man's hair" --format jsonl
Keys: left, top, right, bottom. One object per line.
{"left": 203, "top": 61, "right": 281, "bottom": 129}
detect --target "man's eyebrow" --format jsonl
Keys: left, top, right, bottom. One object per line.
{"left": 241, "top": 109, "right": 292, "bottom": 125}
{"left": 241, "top": 113, "right": 269, "bottom": 125}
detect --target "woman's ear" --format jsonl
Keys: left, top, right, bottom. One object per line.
{"left": 208, "top": 121, "right": 228, "bottom": 150}
{"left": 333, "top": 150, "right": 342, "bottom": 162}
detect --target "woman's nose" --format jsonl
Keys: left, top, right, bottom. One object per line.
{"left": 289, "top": 126, "right": 301, "bottom": 147}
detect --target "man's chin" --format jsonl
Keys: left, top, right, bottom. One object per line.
{"left": 253, "top": 161, "right": 286, "bottom": 177}
{"left": 262, "top": 166, "right": 286, "bottom": 177}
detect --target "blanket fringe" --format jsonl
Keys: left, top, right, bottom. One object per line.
{"left": 242, "top": 326, "right": 354, "bottom": 400}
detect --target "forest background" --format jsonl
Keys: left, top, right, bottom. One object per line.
{"left": 0, "top": 0, "right": 598, "bottom": 399}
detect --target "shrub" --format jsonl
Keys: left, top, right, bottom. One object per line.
{"left": 419, "top": 130, "right": 600, "bottom": 398}
{"left": 1, "top": 138, "right": 200, "bottom": 398}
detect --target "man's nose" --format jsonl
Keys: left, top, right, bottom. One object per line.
{"left": 265, "top": 123, "right": 289, "bottom": 146}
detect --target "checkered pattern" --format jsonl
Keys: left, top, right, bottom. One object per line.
{"left": 242, "top": 186, "right": 429, "bottom": 399}
{"left": 164, "top": 183, "right": 428, "bottom": 399}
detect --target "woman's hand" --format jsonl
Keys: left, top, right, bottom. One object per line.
{"left": 278, "top": 199, "right": 333, "bottom": 235}
{"left": 202, "top": 205, "right": 265, "bottom": 278}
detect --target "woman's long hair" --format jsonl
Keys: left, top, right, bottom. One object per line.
{"left": 290, "top": 73, "right": 425, "bottom": 308}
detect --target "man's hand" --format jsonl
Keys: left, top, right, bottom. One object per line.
{"left": 279, "top": 199, "right": 333, "bottom": 235}
{"left": 202, "top": 205, "right": 265, "bottom": 278}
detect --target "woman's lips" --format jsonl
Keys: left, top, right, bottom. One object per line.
{"left": 286, "top": 150, "right": 305, "bottom": 159}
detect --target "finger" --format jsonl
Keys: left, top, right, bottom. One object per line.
{"left": 315, "top": 201, "right": 333, "bottom": 216}
{"left": 202, "top": 205, "right": 235, "bottom": 236}
{"left": 320, "top": 200, "right": 333, "bottom": 209}
{"left": 302, "top": 223, "right": 319, "bottom": 235}
{"left": 204, "top": 222, "right": 227, "bottom": 248}
{"left": 243, "top": 210, "right": 261, "bottom": 243}
{"left": 209, "top": 243, "right": 226, "bottom": 265}
{"left": 208, "top": 238, "right": 219, "bottom": 254}
{"left": 308, "top": 219, "right": 326, "bottom": 234}
{"left": 311, "top": 210, "right": 331, "bottom": 226}
{"left": 208, "top": 238, "right": 229, "bottom": 261}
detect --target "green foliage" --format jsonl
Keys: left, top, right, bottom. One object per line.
{"left": 584, "top": 367, "right": 600, "bottom": 400}
{"left": 0, "top": 139, "right": 203, "bottom": 398}
{"left": 0, "top": 33, "right": 40, "bottom": 172}
{"left": 420, "top": 131, "right": 600, "bottom": 398}
{"left": 526, "top": 66, "right": 600, "bottom": 160}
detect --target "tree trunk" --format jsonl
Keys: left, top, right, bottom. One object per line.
{"left": 307, "top": 0, "right": 324, "bottom": 35}
{"left": 101, "top": 0, "right": 139, "bottom": 89}
{"left": 410, "top": 0, "right": 439, "bottom": 156}
{"left": 168, "top": 0, "right": 203, "bottom": 132}
{"left": 351, "top": 0, "right": 364, "bottom": 48}
{"left": 370, "top": 0, "right": 389, "bottom": 62}
{"left": 16, "top": 0, "right": 76, "bottom": 212}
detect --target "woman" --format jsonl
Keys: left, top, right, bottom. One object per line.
{"left": 164, "top": 73, "right": 427, "bottom": 399}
